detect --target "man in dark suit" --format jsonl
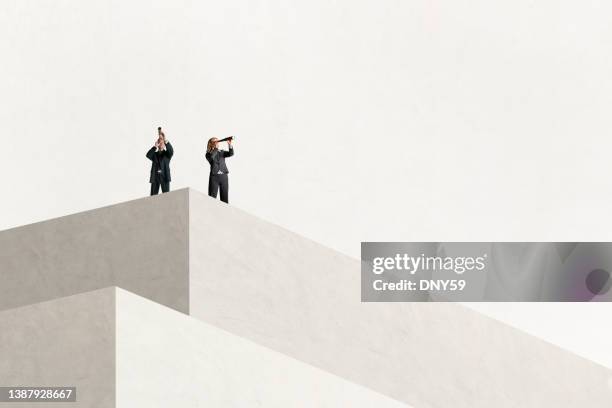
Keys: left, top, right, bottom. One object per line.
{"left": 146, "top": 128, "right": 174, "bottom": 195}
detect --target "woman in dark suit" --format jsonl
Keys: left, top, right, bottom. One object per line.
{"left": 205, "top": 137, "right": 234, "bottom": 203}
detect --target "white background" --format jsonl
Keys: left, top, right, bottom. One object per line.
{"left": 2, "top": 1, "right": 612, "bottom": 368}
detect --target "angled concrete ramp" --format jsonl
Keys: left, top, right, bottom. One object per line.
{"left": 1, "top": 188, "right": 612, "bottom": 407}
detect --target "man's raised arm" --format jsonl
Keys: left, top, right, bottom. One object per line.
{"left": 146, "top": 145, "right": 157, "bottom": 160}
{"left": 165, "top": 141, "right": 174, "bottom": 159}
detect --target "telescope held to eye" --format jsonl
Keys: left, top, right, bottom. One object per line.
{"left": 218, "top": 136, "right": 234, "bottom": 143}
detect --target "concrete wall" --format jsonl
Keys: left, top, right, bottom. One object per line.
{"left": 2, "top": 189, "right": 612, "bottom": 407}
{"left": 116, "top": 287, "right": 411, "bottom": 407}
{"left": 0, "top": 288, "right": 115, "bottom": 408}
{"left": 0, "top": 287, "right": 412, "bottom": 408}
{"left": 188, "top": 189, "right": 612, "bottom": 408}
{"left": 0, "top": 190, "right": 189, "bottom": 313}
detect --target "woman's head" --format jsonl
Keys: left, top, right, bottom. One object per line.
{"left": 207, "top": 137, "right": 218, "bottom": 153}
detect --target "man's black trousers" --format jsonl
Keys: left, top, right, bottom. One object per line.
{"left": 208, "top": 173, "right": 229, "bottom": 203}
{"left": 151, "top": 180, "right": 170, "bottom": 196}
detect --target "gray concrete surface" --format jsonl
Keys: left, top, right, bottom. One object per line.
{"left": 116, "top": 287, "right": 411, "bottom": 407}
{"left": 0, "top": 288, "right": 115, "bottom": 408}
{"left": 2, "top": 189, "right": 612, "bottom": 407}
{"left": 0, "top": 190, "right": 189, "bottom": 313}
{"left": 0, "top": 287, "right": 412, "bottom": 408}
{"left": 188, "top": 189, "right": 612, "bottom": 408}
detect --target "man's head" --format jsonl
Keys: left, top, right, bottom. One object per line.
{"left": 207, "top": 137, "right": 219, "bottom": 153}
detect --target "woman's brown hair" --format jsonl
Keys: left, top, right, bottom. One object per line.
{"left": 207, "top": 138, "right": 218, "bottom": 153}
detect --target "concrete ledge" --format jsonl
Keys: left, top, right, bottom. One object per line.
{"left": 0, "top": 190, "right": 189, "bottom": 313}
{"left": 0, "top": 287, "right": 411, "bottom": 408}
{"left": 2, "top": 189, "right": 612, "bottom": 407}
{"left": 0, "top": 287, "right": 116, "bottom": 408}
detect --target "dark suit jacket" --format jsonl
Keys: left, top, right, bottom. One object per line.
{"left": 205, "top": 147, "right": 233, "bottom": 175}
{"left": 146, "top": 142, "right": 174, "bottom": 183}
